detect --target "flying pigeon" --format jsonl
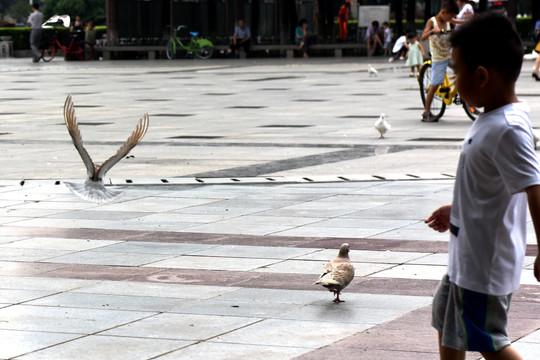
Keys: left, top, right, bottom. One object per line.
{"left": 368, "top": 64, "right": 378, "bottom": 77}
{"left": 374, "top": 113, "right": 391, "bottom": 139}
{"left": 315, "top": 243, "right": 355, "bottom": 303}
{"left": 63, "top": 95, "right": 149, "bottom": 203}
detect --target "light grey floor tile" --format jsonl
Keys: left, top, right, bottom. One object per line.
{"left": 101, "top": 313, "right": 261, "bottom": 341}
{"left": 407, "top": 253, "right": 449, "bottom": 265}
{"left": 145, "top": 255, "right": 279, "bottom": 271}
{"left": 0, "top": 304, "right": 155, "bottom": 333}
{"left": 0, "top": 276, "right": 99, "bottom": 292}
{"left": 214, "top": 288, "right": 321, "bottom": 305}
{"left": 92, "top": 242, "right": 218, "bottom": 255}
{"left": 0, "top": 247, "right": 73, "bottom": 262}
{"left": 297, "top": 249, "right": 427, "bottom": 264}
{"left": 0, "top": 289, "right": 59, "bottom": 304}
{"left": 26, "top": 292, "right": 198, "bottom": 313}
{"left": 16, "top": 335, "right": 193, "bottom": 360}
{"left": 255, "top": 259, "right": 392, "bottom": 276}
{"left": 42, "top": 250, "right": 176, "bottom": 267}
{"left": 213, "top": 318, "right": 364, "bottom": 348}
{"left": 171, "top": 299, "right": 303, "bottom": 318}
{"left": 72, "top": 281, "right": 240, "bottom": 300}
{"left": 189, "top": 245, "right": 319, "bottom": 259}
{"left": 368, "top": 264, "right": 447, "bottom": 280}
{"left": 0, "top": 237, "right": 120, "bottom": 251}
{"left": 155, "top": 341, "right": 310, "bottom": 360}
{"left": 273, "top": 226, "right": 383, "bottom": 238}
{"left": 0, "top": 329, "right": 82, "bottom": 360}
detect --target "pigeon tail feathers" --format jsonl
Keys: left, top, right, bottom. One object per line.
{"left": 64, "top": 179, "right": 122, "bottom": 204}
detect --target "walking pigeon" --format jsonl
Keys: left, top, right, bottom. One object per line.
{"left": 368, "top": 64, "right": 378, "bottom": 77}
{"left": 315, "top": 243, "right": 355, "bottom": 303}
{"left": 374, "top": 113, "right": 391, "bottom": 139}
{"left": 63, "top": 95, "right": 149, "bottom": 203}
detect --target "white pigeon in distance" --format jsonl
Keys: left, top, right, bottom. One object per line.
{"left": 533, "top": 130, "right": 540, "bottom": 150}
{"left": 374, "top": 113, "right": 391, "bottom": 139}
{"left": 315, "top": 243, "right": 355, "bottom": 303}
{"left": 63, "top": 95, "right": 149, "bottom": 203}
{"left": 368, "top": 64, "right": 378, "bottom": 77}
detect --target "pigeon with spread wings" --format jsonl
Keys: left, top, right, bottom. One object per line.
{"left": 63, "top": 95, "right": 149, "bottom": 203}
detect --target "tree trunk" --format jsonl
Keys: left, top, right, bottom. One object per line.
{"left": 507, "top": 0, "right": 517, "bottom": 22}
{"left": 477, "top": 0, "right": 488, "bottom": 12}
{"left": 251, "top": 0, "right": 259, "bottom": 42}
{"left": 533, "top": 0, "right": 540, "bottom": 25}
{"left": 424, "top": 0, "right": 431, "bottom": 24}
{"left": 406, "top": 0, "right": 415, "bottom": 32}
{"left": 394, "top": 0, "right": 403, "bottom": 36}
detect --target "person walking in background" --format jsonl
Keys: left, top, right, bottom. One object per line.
{"left": 70, "top": 16, "right": 83, "bottom": 32}
{"left": 533, "top": 20, "right": 540, "bottom": 81}
{"left": 295, "top": 19, "right": 312, "bottom": 58}
{"left": 405, "top": 32, "right": 425, "bottom": 77}
{"left": 420, "top": 0, "right": 459, "bottom": 122}
{"left": 427, "top": 13, "right": 540, "bottom": 359}
{"left": 27, "top": 3, "right": 43, "bottom": 63}
{"left": 338, "top": 0, "right": 351, "bottom": 41}
{"left": 227, "top": 19, "right": 251, "bottom": 57}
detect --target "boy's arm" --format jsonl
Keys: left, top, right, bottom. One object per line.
{"left": 421, "top": 19, "right": 435, "bottom": 41}
{"left": 526, "top": 185, "right": 540, "bottom": 282}
{"left": 425, "top": 204, "right": 452, "bottom": 232}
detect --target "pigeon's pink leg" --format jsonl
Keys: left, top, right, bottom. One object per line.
{"left": 333, "top": 291, "right": 345, "bottom": 303}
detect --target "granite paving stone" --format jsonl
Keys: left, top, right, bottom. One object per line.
{"left": 2, "top": 57, "right": 540, "bottom": 358}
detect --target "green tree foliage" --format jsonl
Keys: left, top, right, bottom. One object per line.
{"left": 43, "top": 0, "right": 105, "bottom": 25}
{"left": 5, "top": 0, "right": 31, "bottom": 23}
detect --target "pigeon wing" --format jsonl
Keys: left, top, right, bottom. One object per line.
{"left": 331, "top": 262, "right": 355, "bottom": 288}
{"left": 64, "top": 95, "right": 96, "bottom": 178}
{"left": 96, "top": 113, "right": 149, "bottom": 179}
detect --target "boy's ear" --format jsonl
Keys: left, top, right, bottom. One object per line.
{"left": 476, "top": 66, "right": 489, "bottom": 88}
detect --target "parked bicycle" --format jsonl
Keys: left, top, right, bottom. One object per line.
{"left": 40, "top": 15, "right": 94, "bottom": 62}
{"left": 418, "top": 61, "right": 481, "bottom": 121}
{"left": 166, "top": 25, "right": 213, "bottom": 60}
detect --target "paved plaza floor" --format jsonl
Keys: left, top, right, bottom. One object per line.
{"left": 1, "top": 56, "right": 540, "bottom": 359}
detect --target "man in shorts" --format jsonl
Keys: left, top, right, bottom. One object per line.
{"left": 426, "top": 13, "right": 540, "bottom": 359}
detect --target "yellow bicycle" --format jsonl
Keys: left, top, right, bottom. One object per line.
{"left": 418, "top": 60, "right": 481, "bottom": 121}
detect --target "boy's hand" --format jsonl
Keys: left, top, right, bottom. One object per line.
{"left": 425, "top": 204, "right": 452, "bottom": 232}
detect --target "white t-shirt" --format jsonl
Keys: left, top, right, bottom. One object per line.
{"left": 448, "top": 102, "right": 540, "bottom": 296}
{"left": 456, "top": 3, "right": 474, "bottom": 29}
{"left": 392, "top": 35, "right": 407, "bottom": 53}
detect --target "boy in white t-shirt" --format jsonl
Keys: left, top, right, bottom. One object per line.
{"left": 425, "top": 13, "right": 540, "bottom": 360}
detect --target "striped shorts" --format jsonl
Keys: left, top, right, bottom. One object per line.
{"left": 431, "top": 275, "right": 512, "bottom": 352}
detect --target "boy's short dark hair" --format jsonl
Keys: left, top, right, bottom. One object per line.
{"left": 441, "top": 0, "right": 459, "bottom": 15}
{"left": 372, "top": 21, "right": 379, "bottom": 27}
{"left": 32, "top": 3, "right": 39, "bottom": 10}
{"left": 382, "top": 21, "right": 389, "bottom": 26}
{"left": 450, "top": 12, "right": 523, "bottom": 82}
{"left": 299, "top": 18, "right": 307, "bottom": 26}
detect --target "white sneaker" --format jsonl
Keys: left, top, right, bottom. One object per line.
{"left": 409, "top": 72, "right": 415, "bottom": 77}
{"left": 388, "top": 57, "right": 394, "bottom": 62}
{"left": 399, "top": 56, "right": 405, "bottom": 60}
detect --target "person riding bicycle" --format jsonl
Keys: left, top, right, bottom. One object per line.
{"left": 420, "top": 0, "right": 459, "bottom": 122}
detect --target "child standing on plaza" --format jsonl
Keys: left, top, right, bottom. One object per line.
{"left": 382, "top": 21, "right": 392, "bottom": 56}
{"left": 426, "top": 13, "right": 540, "bottom": 360}
{"left": 405, "top": 32, "right": 425, "bottom": 77}
{"left": 420, "top": 0, "right": 459, "bottom": 122}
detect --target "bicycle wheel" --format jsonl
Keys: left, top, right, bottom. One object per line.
{"left": 194, "top": 46, "right": 213, "bottom": 59}
{"left": 418, "top": 62, "right": 446, "bottom": 120}
{"left": 166, "top": 38, "right": 176, "bottom": 59}
{"left": 74, "top": 41, "right": 94, "bottom": 60}
{"left": 41, "top": 44, "right": 56, "bottom": 62}
{"left": 463, "top": 101, "right": 481, "bottom": 121}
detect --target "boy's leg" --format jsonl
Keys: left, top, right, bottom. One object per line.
{"left": 438, "top": 332, "right": 466, "bottom": 360}
{"left": 481, "top": 346, "right": 522, "bottom": 360}
{"left": 424, "top": 84, "right": 440, "bottom": 113}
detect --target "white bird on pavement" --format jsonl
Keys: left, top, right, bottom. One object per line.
{"left": 63, "top": 95, "right": 149, "bottom": 203}
{"left": 374, "top": 113, "right": 391, "bottom": 139}
{"left": 314, "top": 243, "right": 355, "bottom": 303}
{"left": 368, "top": 64, "right": 378, "bottom": 77}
